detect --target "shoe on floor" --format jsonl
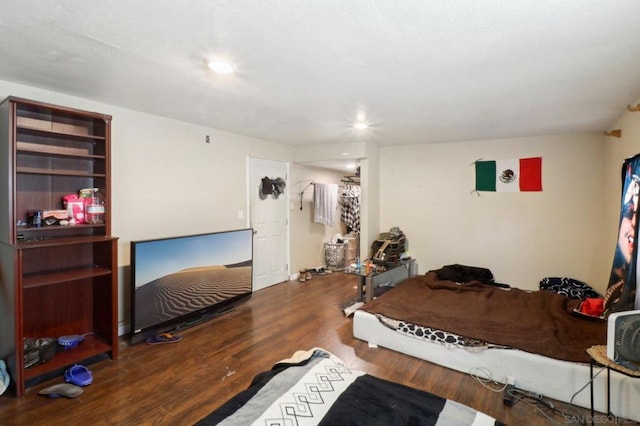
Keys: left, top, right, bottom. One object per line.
{"left": 39, "top": 383, "right": 83, "bottom": 398}
{"left": 298, "top": 269, "right": 306, "bottom": 282}
{"left": 305, "top": 270, "right": 312, "bottom": 280}
{"left": 318, "top": 267, "right": 332, "bottom": 275}
{"left": 64, "top": 364, "right": 93, "bottom": 387}
{"left": 0, "top": 360, "right": 9, "bottom": 396}
{"left": 145, "top": 333, "right": 183, "bottom": 345}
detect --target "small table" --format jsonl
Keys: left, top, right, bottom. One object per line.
{"left": 587, "top": 345, "right": 640, "bottom": 425}
{"left": 346, "top": 258, "right": 417, "bottom": 302}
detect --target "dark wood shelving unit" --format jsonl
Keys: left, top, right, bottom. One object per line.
{"left": 23, "top": 334, "right": 111, "bottom": 381}
{"left": 22, "top": 266, "right": 113, "bottom": 289}
{"left": 0, "top": 96, "right": 118, "bottom": 396}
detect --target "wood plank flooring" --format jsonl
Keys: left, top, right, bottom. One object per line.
{"left": 0, "top": 272, "right": 630, "bottom": 425}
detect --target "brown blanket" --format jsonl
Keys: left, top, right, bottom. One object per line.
{"left": 362, "top": 272, "right": 606, "bottom": 363}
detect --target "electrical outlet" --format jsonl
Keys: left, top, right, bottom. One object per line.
{"left": 507, "top": 375, "right": 516, "bottom": 386}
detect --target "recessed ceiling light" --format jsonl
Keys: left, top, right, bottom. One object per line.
{"left": 353, "top": 110, "right": 369, "bottom": 130}
{"left": 207, "top": 59, "right": 235, "bottom": 74}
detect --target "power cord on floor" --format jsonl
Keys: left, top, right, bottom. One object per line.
{"left": 468, "top": 367, "right": 509, "bottom": 392}
{"left": 506, "top": 387, "right": 573, "bottom": 425}
{"left": 467, "top": 366, "right": 616, "bottom": 425}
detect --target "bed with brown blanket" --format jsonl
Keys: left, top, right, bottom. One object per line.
{"left": 353, "top": 270, "right": 640, "bottom": 422}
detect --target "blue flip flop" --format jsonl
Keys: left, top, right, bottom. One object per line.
{"left": 64, "top": 364, "right": 93, "bottom": 387}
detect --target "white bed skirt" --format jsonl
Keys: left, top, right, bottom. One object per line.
{"left": 353, "top": 310, "right": 640, "bottom": 422}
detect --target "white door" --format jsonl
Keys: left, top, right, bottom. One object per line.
{"left": 249, "top": 158, "right": 289, "bottom": 291}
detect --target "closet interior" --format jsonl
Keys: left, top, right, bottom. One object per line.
{"left": 336, "top": 175, "right": 360, "bottom": 269}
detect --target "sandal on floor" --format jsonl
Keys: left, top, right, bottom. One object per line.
{"left": 317, "top": 267, "right": 332, "bottom": 275}
{"left": 0, "top": 360, "right": 9, "bottom": 396}
{"left": 145, "top": 333, "right": 183, "bottom": 345}
{"left": 64, "top": 364, "right": 93, "bottom": 387}
{"left": 39, "top": 383, "right": 83, "bottom": 398}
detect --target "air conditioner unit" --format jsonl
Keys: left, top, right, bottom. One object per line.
{"left": 607, "top": 309, "right": 640, "bottom": 370}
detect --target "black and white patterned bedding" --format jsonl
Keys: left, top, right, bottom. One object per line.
{"left": 539, "top": 277, "right": 601, "bottom": 300}
{"left": 197, "top": 348, "right": 502, "bottom": 426}
{"left": 375, "top": 314, "right": 510, "bottom": 352}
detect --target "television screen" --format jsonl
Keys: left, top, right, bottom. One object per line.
{"left": 130, "top": 228, "right": 253, "bottom": 344}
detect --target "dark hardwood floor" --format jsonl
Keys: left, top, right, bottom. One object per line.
{"left": 0, "top": 272, "right": 630, "bottom": 425}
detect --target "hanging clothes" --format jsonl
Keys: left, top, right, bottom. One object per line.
{"left": 313, "top": 183, "right": 338, "bottom": 226}
{"left": 341, "top": 184, "right": 360, "bottom": 232}
{"left": 342, "top": 196, "right": 360, "bottom": 232}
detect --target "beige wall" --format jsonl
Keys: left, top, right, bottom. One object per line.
{"left": 288, "top": 164, "right": 346, "bottom": 274}
{"left": 379, "top": 133, "right": 609, "bottom": 291}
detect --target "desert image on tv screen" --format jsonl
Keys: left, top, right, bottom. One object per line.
{"left": 133, "top": 230, "right": 252, "bottom": 331}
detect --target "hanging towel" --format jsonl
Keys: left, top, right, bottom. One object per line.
{"left": 313, "top": 183, "right": 338, "bottom": 226}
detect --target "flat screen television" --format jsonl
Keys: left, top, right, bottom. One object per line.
{"left": 130, "top": 228, "right": 253, "bottom": 344}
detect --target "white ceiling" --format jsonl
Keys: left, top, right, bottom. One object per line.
{"left": 1, "top": 0, "right": 640, "bottom": 152}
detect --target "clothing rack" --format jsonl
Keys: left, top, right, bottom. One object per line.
{"left": 299, "top": 177, "right": 361, "bottom": 209}
{"left": 341, "top": 175, "right": 360, "bottom": 199}
{"left": 341, "top": 178, "right": 360, "bottom": 233}
{"left": 341, "top": 175, "right": 360, "bottom": 185}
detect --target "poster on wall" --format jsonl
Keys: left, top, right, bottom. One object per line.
{"left": 604, "top": 153, "right": 640, "bottom": 314}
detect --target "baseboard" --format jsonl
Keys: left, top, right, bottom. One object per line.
{"left": 118, "top": 322, "right": 129, "bottom": 337}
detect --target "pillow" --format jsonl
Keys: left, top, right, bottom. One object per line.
{"left": 539, "top": 277, "right": 601, "bottom": 299}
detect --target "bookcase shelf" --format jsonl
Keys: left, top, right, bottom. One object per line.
{"left": 0, "top": 96, "right": 118, "bottom": 397}
{"left": 16, "top": 167, "right": 107, "bottom": 177}
{"left": 23, "top": 334, "right": 111, "bottom": 382}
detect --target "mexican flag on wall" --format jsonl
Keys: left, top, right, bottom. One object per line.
{"left": 475, "top": 157, "right": 542, "bottom": 192}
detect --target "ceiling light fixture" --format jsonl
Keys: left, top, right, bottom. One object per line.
{"left": 354, "top": 110, "right": 369, "bottom": 130}
{"left": 207, "top": 59, "right": 235, "bottom": 74}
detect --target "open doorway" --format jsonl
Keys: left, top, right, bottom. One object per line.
{"left": 289, "top": 160, "right": 361, "bottom": 276}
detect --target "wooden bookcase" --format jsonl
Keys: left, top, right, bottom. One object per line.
{"left": 0, "top": 97, "right": 118, "bottom": 396}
